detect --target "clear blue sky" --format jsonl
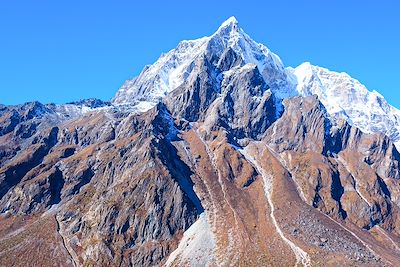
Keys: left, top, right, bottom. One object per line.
{"left": 1, "top": 0, "right": 399, "bottom": 107}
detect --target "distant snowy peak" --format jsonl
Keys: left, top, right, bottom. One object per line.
{"left": 291, "top": 62, "right": 400, "bottom": 148}
{"left": 112, "top": 16, "right": 293, "bottom": 107}
{"left": 66, "top": 98, "right": 111, "bottom": 109}
{"left": 8, "top": 98, "right": 113, "bottom": 121}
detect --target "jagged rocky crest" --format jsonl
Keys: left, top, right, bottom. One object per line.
{"left": 1, "top": 17, "right": 400, "bottom": 267}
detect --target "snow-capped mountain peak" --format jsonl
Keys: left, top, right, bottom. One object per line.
{"left": 112, "top": 17, "right": 293, "bottom": 109}
{"left": 291, "top": 62, "right": 400, "bottom": 148}
{"left": 210, "top": 16, "right": 246, "bottom": 47}
{"left": 217, "top": 16, "right": 239, "bottom": 28}
{"left": 112, "top": 16, "right": 400, "bottom": 149}
{"left": 209, "top": 17, "right": 287, "bottom": 81}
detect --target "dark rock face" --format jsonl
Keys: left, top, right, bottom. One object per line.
{"left": 165, "top": 55, "right": 221, "bottom": 122}
{"left": 266, "top": 95, "right": 328, "bottom": 153}
{"left": 265, "top": 95, "right": 400, "bottom": 236}
{"left": 208, "top": 64, "right": 276, "bottom": 139}
{"left": 165, "top": 48, "right": 277, "bottom": 141}
{"left": 0, "top": 110, "right": 21, "bottom": 136}
{"left": 0, "top": 127, "right": 59, "bottom": 202}
{"left": 0, "top": 103, "right": 202, "bottom": 266}
{"left": 54, "top": 107, "right": 200, "bottom": 266}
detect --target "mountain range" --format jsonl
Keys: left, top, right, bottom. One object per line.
{"left": 1, "top": 16, "right": 400, "bottom": 266}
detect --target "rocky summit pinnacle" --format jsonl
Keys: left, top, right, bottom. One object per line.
{"left": 211, "top": 16, "right": 243, "bottom": 42}
{"left": 1, "top": 17, "right": 400, "bottom": 267}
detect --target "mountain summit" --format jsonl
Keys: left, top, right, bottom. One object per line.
{"left": 112, "top": 17, "right": 293, "bottom": 110}
{"left": 1, "top": 17, "right": 400, "bottom": 267}
{"left": 113, "top": 17, "right": 400, "bottom": 149}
